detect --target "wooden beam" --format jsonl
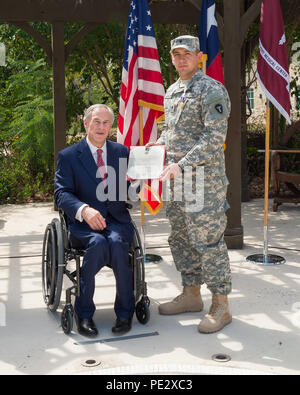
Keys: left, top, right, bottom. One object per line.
{"left": 0, "top": 0, "right": 200, "bottom": 24}
{"left": 9, "top": 22, "right": 52, "bottom": 61}
{"left": 187, "top": 0, "right": 202, "bottom": 11}
{"left": 52, "top": 22, "right": 66, "bottom": 164}
{"left": 223, "top": 0, "right": 243, "bottom": 249}
{"left": 65, "top": 23, "right": 100, "bottom": 61}
{"left": 270, "top": 150, "right": 300, "bottom": 153}
{"left": 280, "top": 120, "right": 300, "bottom": 146}
{"left": 240, "top": 0, "right": 262, "bottom": 46}
{"left": 216, "top": 13, "right": 224, "bottom": 47}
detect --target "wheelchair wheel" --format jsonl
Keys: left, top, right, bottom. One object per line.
{"left": 61, "top": 304, "right": 74, "bottom": 334}
{"left": 42, "top": 223, "right": 56, "bottom": 307}
{"left": 136, "top": 297, "right": 150, "bottom": 325}
{"left": 132, "top": 222, "right": 144, "bottom": 299}
{"left": 41, "top": 218, "right": 65, "bottom": 312}
{"left": 132, "top": 221, "right": 143, "bottom": 256}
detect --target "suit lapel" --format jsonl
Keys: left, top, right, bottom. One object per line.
{"left": 106, "top": 140, "right": 116, "bottom": 171}
{"left": 77, "top": 137, "right": 99, "bottom": 185}
{"left": 106, "top": 140, "right": 119, "bottom": 194}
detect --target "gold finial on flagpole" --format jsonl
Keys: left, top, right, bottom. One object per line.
{"left": 199, "top": 53, "right": 207, "bottom": 73}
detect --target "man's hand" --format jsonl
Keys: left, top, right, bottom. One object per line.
{"left": 145, "top": 142, "right": 160, "bottom": 148}
{"left": 82, "top": 206, "right": 106, "bottom": 231}
{"left": 159, "top": 163, "right": 181, "bottom": 182}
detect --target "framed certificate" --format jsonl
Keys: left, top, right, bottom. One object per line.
{"left": 127, "top": 145, "right": 166, "bottom": 180}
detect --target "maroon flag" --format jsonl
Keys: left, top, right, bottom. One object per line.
{"left": 257, "top": 0, "right": 291, "bottom": 123}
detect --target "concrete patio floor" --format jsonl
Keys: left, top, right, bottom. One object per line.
{"left": 0, "top": 199, "right": 299, "bottom": 375}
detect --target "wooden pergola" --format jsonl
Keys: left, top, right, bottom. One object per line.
{"left": 0, "top": 0, "right": 266, "bottom": 249}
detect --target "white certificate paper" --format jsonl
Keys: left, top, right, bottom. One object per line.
{"left": 127, "top": 145, "right": 166, "bottom": 180}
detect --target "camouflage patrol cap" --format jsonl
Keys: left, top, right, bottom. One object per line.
{"left": 170, "top": 35, "right": 200, "bottom": 53}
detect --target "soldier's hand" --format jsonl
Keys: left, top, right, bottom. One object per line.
{"left": 82, "top": 206, "right": 106, "bottom": 230}
{"left": 159, "top": 163, "right": 181, "bottom": 181}
{"left": 145, "top": 142, "right": 159, "bottom": 148}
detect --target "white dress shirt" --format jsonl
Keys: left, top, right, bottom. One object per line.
{"left": 75, "top": 138, "right": 107, "bottom": 222}
{"left": 86, "top": 137, "right": 107, "bottom": 168}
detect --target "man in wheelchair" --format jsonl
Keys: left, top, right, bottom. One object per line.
{"left": 54, "top": 104, "right": 137, "bottom": 337}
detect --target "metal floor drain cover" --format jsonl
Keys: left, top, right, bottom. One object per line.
{"left": 246, "top": 254, "right": 285, "bottom": 265}
{"left": 81, "top": 359, "right": 101, "bottom": 368}
{"left": 212, "top": 353, "right": 231, "bottom": 363}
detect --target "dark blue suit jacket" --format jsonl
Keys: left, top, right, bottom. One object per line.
{"left": 54, "top": 137, "right": 132, "bottom": 231}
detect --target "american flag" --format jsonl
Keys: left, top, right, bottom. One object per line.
{"left": 118, "top": 0, "right": 165, "bottom": 214}
{"left": 117, "top": 0, "right": 164, "bottom": 146}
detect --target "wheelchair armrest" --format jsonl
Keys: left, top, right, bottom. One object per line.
{"left": 58, "top": 209, "right": 70, "bottom": 250}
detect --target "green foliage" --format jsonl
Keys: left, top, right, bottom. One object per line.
{"left": 247, "top": 146, "right": 265, "bottom": 178}
{"left": 0, "top": 23, "right": 88, "bottom": 203}
{"left": 65, "top": 78, "right": 86, "bottom": 133}
{"left": 66, "top": 22, "right": 125, "bottom": 110}
{"left": 0, "top": 54, "right": 54, "bottom": 203}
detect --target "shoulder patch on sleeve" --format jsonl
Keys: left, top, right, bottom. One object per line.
{"left": 203, "top": 90, "right": 230, "bottom": 121}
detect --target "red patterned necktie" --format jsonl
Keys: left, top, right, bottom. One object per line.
{"left": 97, "top": 148, "right": 107, "bottom": 187}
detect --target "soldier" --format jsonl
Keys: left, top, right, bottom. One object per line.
{"left": 147, "top": 35, "right": 232, "bottom": 333}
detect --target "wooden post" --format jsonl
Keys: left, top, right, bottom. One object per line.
{"left": 223, "top": 0, "right": 243, "bottom": 249}
{"left": 51, "top": 22, "right": 66, "bottom": 165}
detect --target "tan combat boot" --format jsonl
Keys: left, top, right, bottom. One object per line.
{"left": 198, "top": 294, "right": 232, "bottom": 333}
{"left": 158, "top": 286, "right": 203, "bottom": 315}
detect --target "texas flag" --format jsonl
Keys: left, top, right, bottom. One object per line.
{"left": 198, "top": 0, "right": 224, "bottom": 85}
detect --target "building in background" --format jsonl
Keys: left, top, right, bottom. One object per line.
{"left": 246, "top": 63, "right": 299, "bottom": 125}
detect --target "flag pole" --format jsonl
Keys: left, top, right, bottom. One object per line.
{"left": 138, "top": 105, "right": 163, "bottom": 265}
{"left": 139, "top": 106, "right": 147, "bottom": 263}
{"left": 263, "top": 99, "right": 271, "bottom": 260}
{"left": 202, "top": 54, "right": 207, "bottom": 74}
{"left": 246, "top": 99, "right": 285, "bottom": 265}
{"left": 139, "top": 106, "right": 145, "bottom": 227}
{"left": 199, "top": 53, "right": 207, "bottom": 74}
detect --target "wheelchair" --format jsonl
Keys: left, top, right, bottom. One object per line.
{"left": 41, "top": 205, "right": 150, "bottom": 334}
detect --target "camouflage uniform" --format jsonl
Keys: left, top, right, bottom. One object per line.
{"left": 157, "top": 66, "right": 232, "bottom": 296}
